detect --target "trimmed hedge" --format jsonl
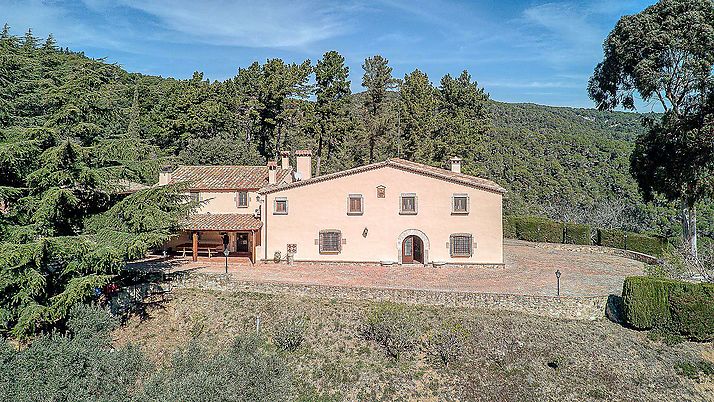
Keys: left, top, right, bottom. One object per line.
{"left": 504, "top": 215, "right": 667, "bottom": 257}
{"left": 626, "top": 233, "right": 667, "bottom": 257}
{"left": 622, "top": 276, "right": 714, "bottom": 342}
{"left": 598, "top": 228, "right": 626, "bottom": 249}
{"left": 512, "top": 216, "right": 563, "bottom": 243}
{"left": 503, "top": 216, "right": 517, "bottom": 239}
{"left": 563, "top": 223, "right": 591, "bottom": 245}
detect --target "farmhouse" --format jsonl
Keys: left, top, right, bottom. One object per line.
{"left": 161, "top": 151, "right": 505, "bottom": 265}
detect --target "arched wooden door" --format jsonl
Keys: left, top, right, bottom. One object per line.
{"left": 402, "top": 235, "right": 424, "bottom": 264}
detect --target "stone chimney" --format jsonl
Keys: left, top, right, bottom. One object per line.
{"left": 295, "top": 149, "right": 312, "bottom": 180}
{"left": 280, "top": 150, "right": 291, "bottom": 170}
{"left": 449, "top": 157, "right": 462, "bottom": 174}
{"left": 267, "top": 161, "right": 277, "bottom": 185}
{"left": 158, "top": 165, "right": 173, "bottom": 186}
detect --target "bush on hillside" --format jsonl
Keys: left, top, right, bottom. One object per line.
{"left": 598, "top": 228, "right": 627, "bottom": 249}
{"left": 273, "top": 315, "right": 307, "bottom": 352}
{"left": 513, "top": 216, "right": 563, "bottom": 243}
{"left": 563, "top": 223, "right": 592, "bottom": 245}
{"left": 143, "top": 335, "right": 292, "bottom": 401}
{"left": 362, "top": 302, "right": 418, "bottom": 360}
{"left": 622, "top": 276, "right": 714, "bottom": 342}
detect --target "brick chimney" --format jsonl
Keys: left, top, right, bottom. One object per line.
{"left": 158, "top": 165, "right": 173, "bottom": 186}
{"left": 295, "top": 150, "right": 312, "bottom": 180}
{"left": 449, "top": 157, "right": 462, "bottom": 174}
{"left": 267, "top": 161, "right": 277, "bottom": 185}
{"left": 280, "top": 150, "right": 291, "bottom": 170}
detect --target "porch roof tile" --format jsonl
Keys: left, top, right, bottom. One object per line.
{"left": 182, "top": 213, "right": 262, "bottom": 231}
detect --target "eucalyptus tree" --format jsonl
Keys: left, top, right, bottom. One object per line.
{"left": 588, "top": 0, "right": 714, "bottom": 257}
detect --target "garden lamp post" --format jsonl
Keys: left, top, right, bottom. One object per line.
{"left": 555, "top": 270, "right": 561, "bottom": 297}
{"left": 223, "top": 248, "right": 230, "bottom": 274}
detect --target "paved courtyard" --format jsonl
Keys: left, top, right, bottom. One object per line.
{"left": 154, "top": 240, "right": 644, "bottom": 297}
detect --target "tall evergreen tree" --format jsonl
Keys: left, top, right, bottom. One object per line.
{"left": 398, "top": 69, "right": 438, "bottom": 162}
{"left": 314, "top": 50, "right": 351, "bottom": 175}
{"left": 361, "top": 55, "right": 397, "bottom": 163}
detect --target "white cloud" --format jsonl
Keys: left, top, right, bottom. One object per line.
{"left": 116, "top": 0, "right": 354, "bottom": 48}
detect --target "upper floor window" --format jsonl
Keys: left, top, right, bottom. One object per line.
{"left": 189, "top": 191, "right": 200, "bottom": 203}
{"left": 452, "top": 194, "right": 469, "bottom": 214}
{"left": 399, "top": 193, "right": 417, "bottom": 215}
{"left": 319, "top": 230, "right": 342, "bottom": 254}
{"left": 348, "top": 194, "right": 363, "bottom": 215}
{"left": 236, "top": 191, "right": 248, "bottom": 208}
{"left": 450, "top": 234, "right": 473, "bottom": 257}
{"left": 274, "top": 197, "right": 288, "bottom": 215}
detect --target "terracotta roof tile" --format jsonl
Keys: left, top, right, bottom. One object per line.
{"left": 169, "top": 166, "right": 291, "bottom": 190}
{"left": 182, "top": 213, "right": 262, "bottom": 231}
{"left": 260, "top": 158, "right": 506, "bottom": 194}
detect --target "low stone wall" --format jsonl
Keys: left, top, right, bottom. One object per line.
{"left": 170, "top": 272, "right": 609, "bottom": 321}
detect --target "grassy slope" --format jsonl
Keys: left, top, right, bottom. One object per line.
{"left": 115, "top": 288, "right": 712, "bottom": 401}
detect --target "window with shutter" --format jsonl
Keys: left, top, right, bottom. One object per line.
{"left": 452, "top": 194, "right": 469, "bottom": 214}
{"left": 399, "top": 193, "right": 417, "bottom": 215}
{"left": 319, "top": 230, "right": 342, "bottom": 254}
{"left": 274, "top": 198, "right": 288, "bottom": 215}
{"left": 348, "top": 194, "right": 363, "bottom": 215}
{"left": 236, "top": 191, "right": 248, "bottom": 208}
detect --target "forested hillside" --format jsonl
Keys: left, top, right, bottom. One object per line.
{"left": 1, "top": 27, "right": 710, "bottom": 239}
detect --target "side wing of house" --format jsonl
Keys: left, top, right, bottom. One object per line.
{"left": 258, "top": 164, "right": 503, "bottom": 265}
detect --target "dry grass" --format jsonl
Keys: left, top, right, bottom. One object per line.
{"left": 114, "top": 288, "right": 713, "bottom": 401}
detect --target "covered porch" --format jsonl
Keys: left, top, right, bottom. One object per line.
{"left": 173, "top": 213, "right": 262, "bottom": 263}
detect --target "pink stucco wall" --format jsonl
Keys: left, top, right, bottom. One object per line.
{"left": 258, "top": 165, "right": 503, "bottom": 264}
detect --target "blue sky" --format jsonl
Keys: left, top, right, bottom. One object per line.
{"left": 2, "top": 0, "right": 657, "bottom": 109}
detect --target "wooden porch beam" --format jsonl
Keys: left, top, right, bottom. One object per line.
{"left": 192, "top": 232, "right": 198, "bottom": 262}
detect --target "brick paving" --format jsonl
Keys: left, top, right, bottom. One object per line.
{"left": 157, "top": 240, "right": 644, "bottom": 297}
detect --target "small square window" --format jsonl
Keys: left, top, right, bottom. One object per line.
{"left": 399, "top": 193, "right": 417, "bottom": 215}
{"left": 452, "top": 194, "right": 469, "bottom": 214}
{"left": 319, "top": 230, "right": 342, "bottom": 254}
{"left": 274, "top": 198, "right": 288, "bottom": 215}
{"left": 450, "top": 234, "right": 473, "bottom": 257}
{"left": 189, "top": 191, "right": 200, "bottom": 203}
{"left": 348, "top": 194, "right": 363, "bottom": 215}
{"left": 237, "top": 191, "right": 248, "bottom": 208}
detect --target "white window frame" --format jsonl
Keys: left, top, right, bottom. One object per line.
{"left": 319, "top": 230, "right": 342, "bottom": 254}
{"left": 450, "top": 233, "right": 474, "bottom": 257}
{"left": 273, "top": 197, "right": 288, "bottom": 215}
{"left": 236, "top": 191, "right": 249, "bottom": 208}
{"left": 347, "top": 193, "right": 364, "bottom": 215}
{"left": 399, "top": 193, "right": 418, "bottom": 215}
{"left": 452, "top": 193, "right": 469, "bottom": 214}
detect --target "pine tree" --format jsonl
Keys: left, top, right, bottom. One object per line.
{"left": 361, "top": 55, "right": 397, "bottom": 163}
{"left": 399, "top": 69, "right": 438, "bottom": 162}
{"left": 314, "top": 51, "right": 351, "bottom": 175}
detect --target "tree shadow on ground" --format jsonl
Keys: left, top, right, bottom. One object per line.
{"left": 605, "top": 294, "right": 626, "bottom": 326}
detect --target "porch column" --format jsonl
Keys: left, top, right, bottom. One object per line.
{"left": 192, "top": 232, "right": 198, "bottom": 262}
{"left": 250, "top": 230, "right": 256, "bottom": 264}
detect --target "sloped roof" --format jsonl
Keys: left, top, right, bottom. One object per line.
{"left": 182, "top": 213, "right": 262, "bottom": 231}
{"left": 110, "top": 179, "right": 149, "bottom": 194}
{"left": 260, "top": 158, "right": 506, "bottom": 194}
{"left": 168, "top": 165, "right": 292, "bottom": 190}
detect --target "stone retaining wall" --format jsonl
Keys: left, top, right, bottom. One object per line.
{"left": 509, "top": 239, "right": 661, "bottom": 265}
{"left": 170, "top": 272, "right": 608, "bottom": 321}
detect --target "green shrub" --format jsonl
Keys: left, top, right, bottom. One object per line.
{"left": 503, "top": 216, "right": 517, "bottom": 239}
{"left": 513, "top": 216, "right": 563, "bottom": 243}
{"left": 563, "top": 223, "right": 591, "bottom": 245}
{"left": 598, "top": 228, "right": 626, "bottom": 249}
{"left": 674, "top": 360, "right": 714, "bottom": 382}
{"left": 669, "top": 284, "right": 714, "bottom": 342}
{"left": 273, "top": 316, "right": 307, "bottom": 352}
{"left": 625, "top": 232, "right": 667, "bottom": 256}
{"left": 362, "top": 302, "right": 418, "bottom": 360}
{"left": 622, "top": 276, "right": 714, "bottom": 342}
{"left": 425, "top": 322, "right": 469, "bottom": 367}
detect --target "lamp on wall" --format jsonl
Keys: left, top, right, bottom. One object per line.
{"left": 362, "top": 228, "right": 368, "bottom": 237}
